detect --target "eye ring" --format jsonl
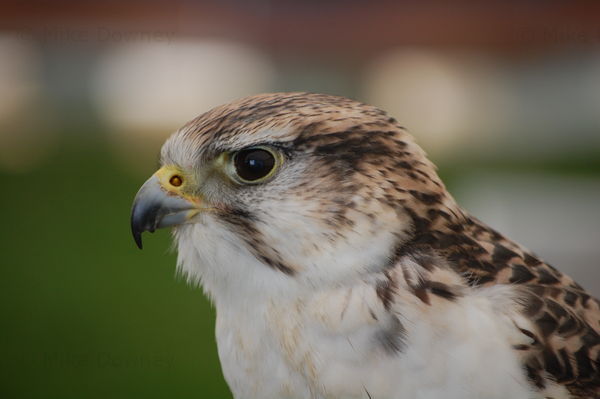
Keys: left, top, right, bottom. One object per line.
{"left": 231, "top": 146, "right": 281, "bottom": 184}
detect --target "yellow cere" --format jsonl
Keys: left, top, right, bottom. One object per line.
{"left": 154, "top": 165, "right": 201, "bottom": 204}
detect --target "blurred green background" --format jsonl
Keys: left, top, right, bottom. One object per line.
{"left": 1, "top": 1, "right": 600, "bottom": 398}
{"left": 0, "top": 140, "right": 228, "bottom": 398}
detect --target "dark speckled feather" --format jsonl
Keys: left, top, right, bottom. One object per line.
{"left": 162, "top": 92, "right": 600, "bottom": 398}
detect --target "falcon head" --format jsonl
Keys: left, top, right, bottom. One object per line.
{"left": 131, "top": 93, "right": 456, "bottom": 301}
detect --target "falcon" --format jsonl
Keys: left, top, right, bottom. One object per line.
{"left": 131, "top": 92, "right": 600, "bottom": 399}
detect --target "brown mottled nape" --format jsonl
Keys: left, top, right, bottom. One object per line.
{"left": 402, "top": 188, "right": 600, "bottom": 397}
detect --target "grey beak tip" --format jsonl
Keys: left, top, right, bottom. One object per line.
{"left": 131, "top": 192, "right": 161, "bottom": 250}
{"left": 131, "top": 214, "right": 144, "bottom": 250}
{"left": 130, "top": 174, "right": 195, "bottom": 250}
{"left": 133, "top": 230, "right": 143, "bottom": 249}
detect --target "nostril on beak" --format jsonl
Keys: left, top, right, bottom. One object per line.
{"left": 169, "top": 175, "right": 183, "bottom": 187}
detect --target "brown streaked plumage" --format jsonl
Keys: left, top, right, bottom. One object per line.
{"left": 132, "top": 92, "right": 600, "bottom": 399}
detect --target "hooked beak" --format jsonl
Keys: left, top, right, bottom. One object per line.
{"left": 130, "top": 172, "right": 200, "bottom": 249}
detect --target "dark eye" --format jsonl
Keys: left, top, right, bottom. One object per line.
{"left": 233, "top": 148, "right": 277, "bottom": 182}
